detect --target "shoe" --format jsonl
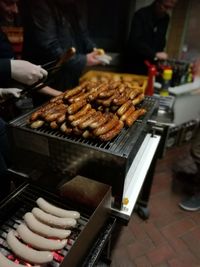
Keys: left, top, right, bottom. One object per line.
{"left": 179, "top": 195, "right": 200, "bottom": 211}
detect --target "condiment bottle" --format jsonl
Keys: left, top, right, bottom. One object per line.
{"left": 160, "top": 69, "right": 173, "bottom": 96}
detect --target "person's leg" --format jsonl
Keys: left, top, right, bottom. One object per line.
{"left": 179, "top": 128, "right": 200, "bottom": 211}
{"left": 191, "top": 127, "right": 200, "bottom": 168}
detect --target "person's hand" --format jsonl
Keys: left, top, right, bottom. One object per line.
{"left": 93, "top": 48, "right": 105, "bottom": 55}
{"left": 155, "top": 52, "right": 168, "bottom": 61}
{"left": 86, "top": 51, "right": 103, "bottom": 67}
{"left": 11, "top": 60, "right": 48, "bottom": 86}
{"left": 0, "top": 88, "right": 22, "bottom": 98}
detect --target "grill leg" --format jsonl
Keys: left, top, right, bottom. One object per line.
{"left": 135, "top": 152, "right": 157, "bottom": 220}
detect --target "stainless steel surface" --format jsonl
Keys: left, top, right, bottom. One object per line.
{"left": 8, "top": 97, "right": 159, "bottom": 209}
{"left": 0, "top": 182, "right": 111, "bottom": 267}
{"left": 111, "top": 133, "right": 161, "bottom": 220}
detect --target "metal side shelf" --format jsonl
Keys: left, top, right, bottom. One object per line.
{"left": 111, "top": 133, "right": 161, "bottom": 222}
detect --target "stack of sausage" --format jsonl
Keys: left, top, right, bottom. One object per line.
{"left": 29, "top": 81, "right": 146, "bottom": 141}
{"left": 80, "top": 71, "right": 147, "bottom": 85}
{"left": 1, "top": 198, "right": 80, "bottom": 266}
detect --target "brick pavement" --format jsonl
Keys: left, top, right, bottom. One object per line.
{"left": 110, "top": 144, "right": 200, "bottom": 267}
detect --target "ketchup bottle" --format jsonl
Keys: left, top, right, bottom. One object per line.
{"left": 145, "top": 61, "right": 157, "bottom": 96}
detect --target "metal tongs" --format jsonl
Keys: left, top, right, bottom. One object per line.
{"left": 20, "top": 47, "right": 76, "bottom": 98}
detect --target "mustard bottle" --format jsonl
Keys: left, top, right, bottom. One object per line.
{"left": 160, "top": 69, "right": 173, "bottom": 96}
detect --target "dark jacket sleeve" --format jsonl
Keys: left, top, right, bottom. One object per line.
{"left": 128, "top": 7, "right": 169, "bottom": 61}
{"left": 22, "top": 0, "right": 88, "bottom": 74}
{"left": 0, "top": 59, "right": 11, "bottom": 84}
{"left": 129, "top": 11, "right": 156, "bottom": 61}
{"left": 25, "top": 1, "right": 64, "bottom": 61}
{"left": 75, "top": 8, "right": 96, "bottom": 53}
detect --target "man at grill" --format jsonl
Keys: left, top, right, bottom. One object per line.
{"left": 21, "top": 0, "right": 104, "bottom": 106}
{"left": 123, "top": 0, "right": 178, "bottom": 75}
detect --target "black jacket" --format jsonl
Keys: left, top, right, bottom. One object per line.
{"left": 22, "top": 0, "right": 95, "bottom": 90}
{"left": 124, "top": 2, "right": 169, "bottom": 75}
{"left": 0, "top": 59, "right": 11, "bottom": 86}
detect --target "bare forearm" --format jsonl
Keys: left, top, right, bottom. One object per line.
{"left": 39, "top": 86, "right": 62, "bottom": 97}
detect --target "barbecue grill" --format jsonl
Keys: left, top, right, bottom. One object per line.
{"left": 8, "top": 96, "right": 163, "bottom": 215}
{"left": 0, "top": 182, "right": 115, "bottom": 267}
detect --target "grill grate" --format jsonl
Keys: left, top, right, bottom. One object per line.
{"left": 10, "top": 96, "right": 158, "bottom": 154}
{"left": 0, "top": 184, "right": 89, "bottom": 267}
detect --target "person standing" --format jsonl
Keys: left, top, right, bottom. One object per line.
{"left": 21, "top": 0, "right": 103, "bottom": 96}
{"left": 178, "top": 128, "right": 200, "bottom": 211}
{"left": 0, "top": 58, "right": 47, "bottom": 201}
{"left": 123, "top": 0, "right": 178, "bottom": 75}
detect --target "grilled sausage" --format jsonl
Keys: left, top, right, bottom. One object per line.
{"left": 78, "top": 111, "right": 102, "bottom": 129}
{"left": 93, "top": 115, "right": 119, "bottom": 136}
{"left": 109, "top": 81, "right": 121, "bottom": 90}
{"left": 99, "top": 89, "right": 116, "bottom": 98}
{"left": 30, "top": 102, "right": 61, "bottom": 122}
{"left": 29, "top": 110, "right": 42, "bottom": 122}
{"left": 0, "top": 251, "right": 40, "bottom": 267}
{"left": 113, "top": 95, "right": 129, "bottom": 106}
{"left": 71, "top": 109, "right": 96, "bottom": 127}
{"left": 57, "top": 113, "right": 66, "bottom": 124}
{"left": 100, "top": 92, "right": 119, "bottom": 107}
{"left": 60, "top": 122, "right": 73, "bottom": 134}
{"left": 120, "top": 106, "right": 135, "bottom": 122}
{"left": 68, "top": 104, "right": 91, "bottom": 121}
{"left": 67, "top": 100, "right": 87, "bottom": 114}
{"left": 36, "top": 197, "right": 80, "bottom": 219}
{"left": 125, "top": 108, "right": 146, "bottom": 127}
{"left": 68, "top": 91, "right": 89, "bottom": 103}
{"left": 6, "top": 230, "right": 53, "bottom": 264}
{"left": 89, "top": 113, "right": 109, "bottom": 129}
{"left": 50, "top": 121, "right": 59, "bottom": 129}
{"left": 128, "top": 88, "right": 143, "bottom": 99}
{"left": 64, "top": 85, "right": 85, "bottom": 100}
{"left": 117, "top": 83, "right": 126, "bottom": 93}
{"left": 99, "top": 120, "right": 124, "bottom": 141}
{"left": 24, "top": 213, "right": 71, "bottom": 239}
{"left": 17, "top": 224, "right": 67, "bottom": 251}
{"left": 82, "top": 130, "right": 92, "bottom": 138}
{"left": 50, "top": 93, "right": 65, "bottom": 103}
{"left": 30, "top": 120, "right": 45, "bottom": 129}
{"left": 45, "top": 112, "right": 64, "bottom": 122}
{"left": 32, "top": 207, "right": 77, "bottom": 228}
{"left": 88, "top": 83, "right": 109, "bottom": 101}
{"left": 132, "top": 93, "right": 145, "bottom": 105}
{"left": 72, "top": 126, "right": 83, "bottom": 136}
{"left": 117, "top": 100, "right": 132, "bottom": 116}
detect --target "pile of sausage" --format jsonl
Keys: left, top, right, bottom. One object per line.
{"left": 29, "top": 81, "right": 147, "bottom": 141}
{"left": 1, "top": 197, "right": 80, "bottom": 266}
{"left": 80, "top": 71, "right": 147, "bottom": 85}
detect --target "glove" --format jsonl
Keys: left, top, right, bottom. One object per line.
{"left": 0, "top": 88, "right": 22, "bottom": 98}
{"left": 94, "top": 54, "right": 112, "bottom": 65}
{"left": 11, "top": 60, "right": 48, "bottom": 86}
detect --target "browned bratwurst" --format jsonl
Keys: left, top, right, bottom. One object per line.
{"left": 125, "top": 108, "right": 146, "bottom": 127}
{"left": 93, "top": 115, "right": 119, "bottom": 136}
{"left": 67, "top": 99, "right": 87, "bottom": 114}
{"left": 99, "top": 120, "right": 124, "bottom": 141}
{"left": 68, "top": 104, "right": 91, "bottom": 121}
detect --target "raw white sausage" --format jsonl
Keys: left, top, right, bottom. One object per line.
{"left": 24, "top": 213, "right": 71, "bottom": 239}
{"left": 6, "top": 230, "right": 53, "bottom": 264}
{"left": 0, "top": 251, "right": 40, "bottom": 267}
{"left": 36, "top": 197, "right": 80, "bottom": 219}
{"left": 17, "top": 224, "right": 67, "bottom": 251}
{"left": 32, "top": 207, "right": 77, "bottom": 228}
